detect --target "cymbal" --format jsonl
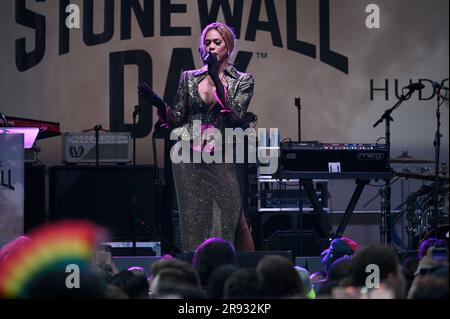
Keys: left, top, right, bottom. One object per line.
{"left": 396, "top": 171, "right": 448, "bottom": 181}
{"left": 390, "top": 158, "right": 435, "bottom": 164}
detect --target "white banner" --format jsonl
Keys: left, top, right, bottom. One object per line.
{"left": 0, "top": 134, "right": 24, "bottom": 246}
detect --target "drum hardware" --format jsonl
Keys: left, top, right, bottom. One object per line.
{"left": 402, "top": 180, "right": 449, "bottom": 249}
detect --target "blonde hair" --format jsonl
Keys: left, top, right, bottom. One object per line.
{"left": 199, "top": 22, "right": 236, "bottom": 61}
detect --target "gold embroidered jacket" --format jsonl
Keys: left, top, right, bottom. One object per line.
{"left": 165, "top": 65, "right": 255, "bottom": 140}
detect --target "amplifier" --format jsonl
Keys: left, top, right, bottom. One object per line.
{"left": 261, "top": 189, "right": 327, "bottom": 209}
{"left": 280, "top": 142, "right": 390, "bottom": 172}
{"left": 62, "top": 132, "right": 131, "bottom": 164}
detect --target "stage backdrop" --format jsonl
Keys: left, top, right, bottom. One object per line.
{"left": 1, "top": 0, "right": 448, "bottom": 245}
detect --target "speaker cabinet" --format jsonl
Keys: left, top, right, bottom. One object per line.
{"left": 263, "top": 230, "right": 329, "bottom": 257}
{"left": 50, "top": 165, "right": 155, "bottom": 241}
{"left": 24, "top": 164, "right": 46, "bottom": 233}
{"left": 259, "top": 213, "right": 329, "bottom": 257}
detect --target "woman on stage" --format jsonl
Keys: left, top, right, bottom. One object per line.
{"left": 139, "top": 22, "right": 255, "bottom": 252}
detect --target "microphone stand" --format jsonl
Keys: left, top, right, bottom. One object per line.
{"left": 131, "top": 106, "right": 140, "bottom": 255}
{"left": 295, "top": 98, "right": 302, "bottom": 142}
{"left": 152, "top": 125, "right": 182, "bottom": 256}
{"left": 82, "top": 125, "right": 108, "bottom": 165}
{"left": 132, "top": 106, "right": 139, "bottom": 167}
{"left": 129, "top": 111, "right": 181, "bottom": 257}
{"left": 93, "top": 125, "right": 103, "bottom": 167}
{"left": 82, "top": 125, "right": 108, "bottom": 233}
{"left": 431, "top": 86, "right": 447, "bottom": 228}
{"left": 293, "top": 97, "right": 304, "bottom": 253}
{"left": 80, "top": 124, "right": 108, "bottom": 163}
{"left": 152, "top": 130, "right": 161, "bottom": 243}
{"left": 362, "top": 177, "right": 400, "bottom": 208}
{"left": 373, "top": 89, "right": 414, "bottom": 244}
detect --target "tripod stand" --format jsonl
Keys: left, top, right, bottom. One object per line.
{"left": 295, "top": 97, "right": 302, "bottom": 142}
{"left": 82, "top": 125, "right": 108, "bottom": 166}
{"left": 128, "top": 106, "right": 170, "bottom": 256}
{"left": 130, "top": 106, "right": 139, "bottom": 255}
{"left": 152, "top": 126, "right": 182, "bottom": 256}
{"left": 81, "top": 125, "right": 108, "bottom": 229}
{"left": 373, "top": 86, "right": 418, "bottom": 244}
{"left": 431, "top": 82, "right": 448, "bottom": 228}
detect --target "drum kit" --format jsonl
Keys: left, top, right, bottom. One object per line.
{"left": 391, "top": 151, "right": 449, "bottom": 249}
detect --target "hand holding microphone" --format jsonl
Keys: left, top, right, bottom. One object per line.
{"left": 202, "top": 51, "right": 230, "bottom": 113}
{"left": 202, "top": 51, "right": 217, "bottom": 65}
{"left": 204, "top": 52, "right": 220, "bottom": 80}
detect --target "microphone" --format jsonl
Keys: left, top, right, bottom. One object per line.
{"left": 202, "top": 52, "right": 217, "bottom": 65}
{"left": 133, "top": 105, "right": 140, "bottom": 118}
{"left": 432, "top": 81, "right": 449, "bottom": 91}
{"left": 403, "top": 82, "right": 425, "bottom": 91}
{"left": 202, "top": 52, "right": 210, "bottom": 64}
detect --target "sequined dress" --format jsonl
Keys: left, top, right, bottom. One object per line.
{"left": 160, "top": 65, "right": 254, "bottom": 251}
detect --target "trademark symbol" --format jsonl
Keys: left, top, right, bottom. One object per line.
{"left": 256, "top": 52, "right": 268, "bottom": 59}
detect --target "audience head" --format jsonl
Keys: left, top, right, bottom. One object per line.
{"left": 407, "top": 274, "right": 449, "bottom": 299}
{"left": 349, "top": 244, "right": 405, "bottom": 298}
{"left": 151, "top": 257, "right": 190, "bottom": 279}
{"left": 150, "top": 258, "right": 200, "bottom": 299}
{"left": 418, "top": 237, "right": 447, "bottom": 258}
{"left": 327, "top": 255, "right": 353, "bottom": 281}
{"left": 294, "top": 266, "right": 315, "bottom": 299}
{"left": 207, "top": 264, "right": 237, "bottom": 299}
{"left": 27, "top": 265, "right": 107, "bottom": 299}
{"left": 256, "top": 255, "right": 304, "bottom": 298}
{"left": 316, "top": 256, "right": 352, "bottom": 297}
{"left": 151, "top": 267, "right": 204, "bottom": 299}
{"left": 350, "top": 245, "right": 400, "bottom": 284}
{"left": 192, "top": 238, "right": 237, "bottom": 289}
{"left": 223, "top": 268, "right": 264, "bottom": 299}
{"left": 111, "top": 270, "right": 149, "bottom": 299}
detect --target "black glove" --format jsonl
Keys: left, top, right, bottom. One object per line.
{"left": 204, "top": 53, "right": 229, "bottom": 112}
{"left": 137, "top": 82, "right": 166, "bottom": 110}
{"left": 206, "top": 53, "right": 220, "bottom": 81}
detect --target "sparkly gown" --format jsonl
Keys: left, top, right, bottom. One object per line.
{"left": 161, "top": 65, "right": 254, "bottom": 251}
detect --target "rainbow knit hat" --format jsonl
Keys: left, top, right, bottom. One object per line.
{"left": 0, "top": 220, "right": 106, "bottom": 298}
{"left": 320, "top": 236, "right": 359, "bottom": 273}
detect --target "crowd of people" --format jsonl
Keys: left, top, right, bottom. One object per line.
{"left": 0, "top": 223, "right": 447, "bottom": 299}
